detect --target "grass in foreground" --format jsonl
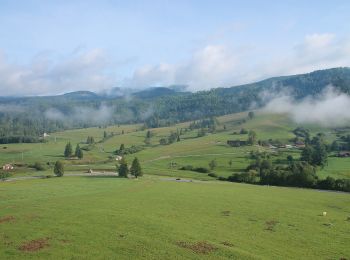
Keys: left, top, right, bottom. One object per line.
{"left": 0, "top": 176, "right": 349, "bottom": 259}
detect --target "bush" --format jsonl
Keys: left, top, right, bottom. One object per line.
{"left": 33, "top": 162, "right": 45, "bottom": 171}
{"left": 193, "top": 167, "right": 210, "bottom": 173}
{"left": 228, "top": 170, "right": 258, "bottom": 184}
{"left": 0, "top": 171, "right": 12, "bottom": 180}
{"left": 54, "top": 161, "right": 64, "bottom": 177}
{"left": 180, "top": 165, "right": 194, "bottom": 171}
{"left": 116, "top": 145, "right": 144, "bottom": 155}
{"left": 208, "top": 173, "right": 218, "bottom": 178}
{"left": 179, "top": 165, "right": 209, "bottom": 173}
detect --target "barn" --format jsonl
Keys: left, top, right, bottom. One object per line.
{"left": 227, "top": 140, "right": 247, "bottom": 147}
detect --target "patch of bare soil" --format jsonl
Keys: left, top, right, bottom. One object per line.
{"left": 176, "top": 241, "right": 217, "bottom": 254}
{"left": 19, "top": 238, "right": 50, "bottom": 252}
{"left": 0, "top": 215, "right": 15, "bottom": 223}
{"left": 265, "top": 220, "right": 279, "bottom": 231}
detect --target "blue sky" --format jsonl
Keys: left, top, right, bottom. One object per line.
{"left": 0, "top": 0, "right": 349, "bottom": 95}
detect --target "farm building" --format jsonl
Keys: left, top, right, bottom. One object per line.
{"left": 227, "top": 140, "right": 247, "bottom": 147}
{"left": 338, "top": 151, "right": 350, "bottom": 157}
{"left": 295, "top": 141, "right": 306, "bottom": 149}
{"left": 2, "top": 164, "right": 14, "bottom": 171}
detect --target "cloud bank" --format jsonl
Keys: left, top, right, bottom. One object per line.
{"left": 45, "top": 104, "right": 113, "bottom": 124}
{"left": 263, "top": 87, "right": 350, "bottom": 127}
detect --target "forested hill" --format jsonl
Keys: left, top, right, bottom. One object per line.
{"left": 0, "top": 67, "right": 350, "bottom": 142}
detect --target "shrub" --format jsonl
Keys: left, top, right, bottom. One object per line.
{"left": 180, "top": 165, "right": 194, "bottom": 171}
{"left": 179, "top": 165, "right": 209, "bottom": 173}
{"left": 193, "top": 167, "right": 210, "bottom": 173}
{"left": 33, "top": 162, "right": 45, "bottom": 171}
{"left": 116, "top": 145, "right": 144, "bottom": 155}
{"left": 0, "top": 171, "right": 12, "bottom": 180}
{"left": 54, "top": 161, "right": 64, "bottom": 177}
{"left": 208, "top": 173, "right": 218, "bottom": 178}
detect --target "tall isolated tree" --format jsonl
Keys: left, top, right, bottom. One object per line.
{"left": 64, "top": 142, "right": 73, "bottom": 158}
{"left": 144, "top": 130, "right": 152, "bottom": 145}
{"left": 54, "top": 161, "right": 64, "bottom": 177}
{"left": 75, "top": 144, "right": 81, "bottom": 157}
{"left": 118, "top": 157, "right": 129, "bottom": 177}
{"left": 77, "top": 147, "right": 84, "bottom": 159}
{"left": 86, "top": 136, "right": 95, "bottom": 144}
{"left": 248, "top": 111, "right": 255, "bottom": 120}
{"left": 228, "top": 159, "right": 233, "bottom": 168}
{"left": 130, "top": 157, "right": 143, "bottom": 177}
{"left": 209, "top": 159, "right": 217, "bottom": 170}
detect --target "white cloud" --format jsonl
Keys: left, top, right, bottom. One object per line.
{"left": 258, "top": 33, "right": 350, "bottom": 77}
{"left": 0, "top": 48, "right": 115, "bottom": 96}
{"left": 0, "top": 33, "right": 350, "bottom": 95}
{"left": 125, "top": 33, "right": 350, "bottom": 91}
{"left": 125, "top": 45, "right": 244, "bottom": 91}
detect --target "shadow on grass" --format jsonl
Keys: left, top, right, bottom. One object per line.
{"left": 83, "top": 175, "right": 120, "bottom": 179}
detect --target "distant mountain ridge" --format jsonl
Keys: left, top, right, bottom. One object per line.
{"left": 2, "top": 67, "right": 349, "bottom": 100}
{"left": 0, "top": 67, "right": 349, "bottom": 138}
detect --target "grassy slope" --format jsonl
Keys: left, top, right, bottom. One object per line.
{"left": 0, "top": 176, "right": 349, "bottom": 259}
{"left": 1, "top": 111, "right": 349, "bottom": 180}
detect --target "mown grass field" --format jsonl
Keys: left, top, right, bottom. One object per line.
{"left": 1, "top": 176, "right": 349, "bottom": 259}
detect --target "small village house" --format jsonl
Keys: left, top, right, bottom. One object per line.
{"left": 227, "top": 140, "right": 247, "bottom": 147}
{"left": 2, "top": 164, "right": 14, "bottom": 171}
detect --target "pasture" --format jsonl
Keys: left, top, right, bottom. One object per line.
{"left": 1, "top": 111, "right": 350, "bottom": 259}
{"left": 1, "top": 111, "right": 348, "bottom": 180}
{"left": 0, "top": 176, "right": 349, "bottom": 259}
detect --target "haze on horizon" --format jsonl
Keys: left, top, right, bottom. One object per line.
{"left": 0, "top": 0, "right": 350, "bottom": 96}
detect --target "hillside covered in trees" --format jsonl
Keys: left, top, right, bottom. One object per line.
{"left": 1, "top": 67, "right": 350, "bottom": 143}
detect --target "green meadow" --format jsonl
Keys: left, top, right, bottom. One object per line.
{"left": 1, "top": 176, "right": 349, "bottom": 259}
{"left": 1, "top": 111, "right": 350, "bottom": 259}
{"left": 1, "top": 111, "right": 349, "bottom": 180}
